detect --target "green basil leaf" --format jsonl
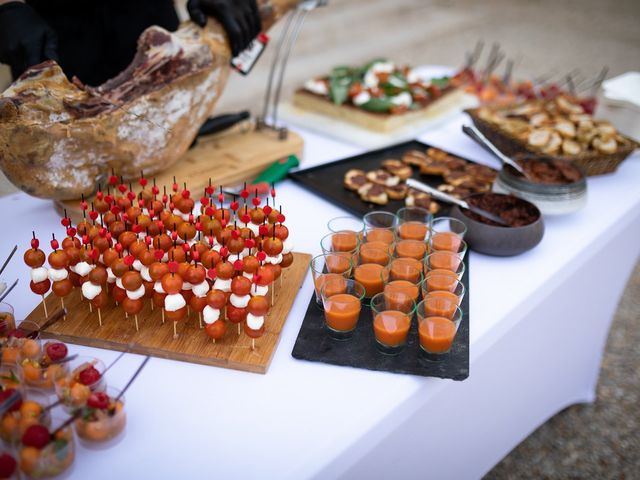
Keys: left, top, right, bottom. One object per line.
{"left": 329, "top": 76, "right": 351, "bottom": 106}
{"left": 359, "top": 97, "right": 394, "bottom": 113}
{"left": 430, "top": 76, "right": 451, "bottom": 89}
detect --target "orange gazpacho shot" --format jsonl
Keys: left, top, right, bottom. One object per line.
{"left": 397, "top": 222, "right": 428, "bottom": 241}
{"left": 365, "top": 228, "right": 395, "bottom": 245}
{"left": 396, "top": 239, "right": 427, "bottom": 261}
{"left": 423, "top": 295, "right": 457, "bottom": 319}
{"left": 373, "top": 311, "right": 411, "bottom": 347}
{"left": 384, "top": 281, "right": 419, "bottom": 310}
{"left": 324, "top": 294, "right": 362, "bottom": 332}
{"left": 359, "top": 242, "right": 390, "bottom": 266}
{"left": 314, "top": 274, "right": 347, "bottom": 298}
{"left": 354, "top": 264, "right": 388, "bottom": 297}
{"left": 331, "top": 231, "right": 359, "bottom": 252}
{"left": 419, "top": 316, "right": 457, "bottom": 353}
{"left": 423, "top": 270, "right": 459, "bottom": 293}
{"left": 431, "top": 232, "right": 462, "bottom": 252}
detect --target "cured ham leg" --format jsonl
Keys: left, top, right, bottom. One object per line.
{"left": 0, "top": 0, "right": 298, "bottom": 200}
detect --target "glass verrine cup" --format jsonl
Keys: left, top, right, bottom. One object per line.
{"left": 395, "top": 207, "right": 432, "bottom": 241}
{"left": 320, "top": 279, "right": 366, "bottom": 340}
{"left": 0, "top": 445, "right": 19, "bottom": 479}
{"left": 0, "top": 388, "right": 52, "bottom": 445}
{"left": 363, "top": 211, "right": 397, "bottom": 229}
{"left": 54, "top": 357, "right": 107, "bottom": 412}
{"left": 430, "top": 216, "right": 468, "bottom": 249}
{"left": 0, "top": 303, "right": 16, "bottom": 337}
{"left": 17, "top": 346, "right": 69, "bottom": 391}
{"left": 370, "top": 292, "right": 416, "bottom": 355}
{"left": 395, "top": 239, "right": 427, "bottom": 261}
{"left": 1, "top": 321, "right": 41, "bottom": 365}
{"left": 353, "top": 246, "right": 391, "bottom": 298}
{"left": 74, "top": 386, "right": 127, "bottom": 445}
{"left": 421, "top": 272, "right": 466, "bottom": 304}
{"left": 358, "top": 243, "right": 393, "bottom": 267}
{"left": 384, "top": 259, "right": 423, "bottom": 305}
{"left": 417, "top": 300, "right": 463, "bottom": 360}
{"left": 18, "top": 414, "right": 75, "bottom": 479}
{"left": 320, "top": 232, "right": 360, "bottom": 269}
{"left": 309, "top": 253, "right": 353, "bottom": 308}
{"left": 424, "top": 252, "right": 466, "bottom": 278}
{"left": 327, "top": 216, "right": 365, "bottom": 241}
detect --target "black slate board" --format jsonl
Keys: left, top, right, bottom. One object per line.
{"left": 289, "top": 139, "right": 479, "bottom": 218}
{"left": 291, "top": 257, "right": 470, "bottom": 380}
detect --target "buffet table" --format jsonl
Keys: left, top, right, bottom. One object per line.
{"left": 1, "top": 113, "right": 639, "bottom": 479}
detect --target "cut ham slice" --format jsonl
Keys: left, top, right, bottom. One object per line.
{"left": 0, "top": 0, "right": 296, "bottom": 200}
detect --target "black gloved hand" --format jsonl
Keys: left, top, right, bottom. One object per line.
{"left": 0, "top": 2, "right": 58, "bottom": 79}
{"left": 187, "top": 0, "right": 261, "bottom": 57}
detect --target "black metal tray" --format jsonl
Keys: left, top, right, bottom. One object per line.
{"left": 291, "top": 257, "right": 469, "bottom": 380}
{"left": 289, "top": 139, "right": 476, "bottom": 217}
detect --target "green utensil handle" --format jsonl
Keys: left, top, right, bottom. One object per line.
{"left": 253, "top": 155, "right": 300, "bottom": 185}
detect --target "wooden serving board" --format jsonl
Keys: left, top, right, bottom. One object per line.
{"left": 57, "top": 124, "right": 304, "bottom": 222}
{"left": 25, "top": 252, "right": 311, "bottom": 374}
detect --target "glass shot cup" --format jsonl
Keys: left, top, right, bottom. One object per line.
{"left": 384, "top": 259, "right": 423, "bottom": 305}
{"left": 320, "top": 232, "right": 360, "bottom": 268}
{"left": 327, "top": 216, "right": 365, "bottom": 242}
{"left": 395, "top": 239, "right": 428, "bottom": 261}
{"left": 416, "top": 300, "right": 463, "bottom": 360}
{"left": 430, "top": 216, "right": 468, "bottom": 246}
{"left": 18, "top": 413, "right": 75, "bottom": 479}
{"left": 421, "top": 272, "right": 466, "bottom": 304}
{"left": 370, "top": 292, "right": 416, "bottom": 355}
{"left": 363, "top": 211, "right": 397, "bottom": 245}
{"left": 74, "top": 386, "right": 127, "bottom": 447}
{"left": 395, "top": 207, "right": 432, "bottom": 241}
{"left": 320, "top": 279, "right": 366, "bottom": 340}
{"left": 309, "top": 253, "right": 353, "bottom": 308}
{"left": 353, "top": 247, "right": 391, "bottom": 298}
{"left": 0, "top": 302, "right": 16, "bottom": 337}
{"left": 424, "top": 252, "right": 466, "bottom": 278}
{"left": 54, "top": 356, "right": 107, "bottom": 412}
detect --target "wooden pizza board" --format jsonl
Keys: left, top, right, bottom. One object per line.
{"left": 24, "top": 252, "right": 311, "bottom": 375}
{"left": 57, "top": 124, "right": 304, "bottom": 222}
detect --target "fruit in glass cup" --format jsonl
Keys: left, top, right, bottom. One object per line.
{"left": 0, "top": 449, "right": 18, "bottom": 479}
{"left": 1, "top": 322, "right": 41, "bottom": 365}
{"left": 18, "top": 342, "right": 69, "bottom": 389}
{"left": 0, "top": 312, "right": 16, "bottom": 338}
{"left": 18, "top": 423, "right": 74, "bottom": 478}
{"left": 0, "top": 390, "right": 51, "bottom": 445}
{"left": 74, "top": 389, "right": 126, "bottom": 443}
{"left": 0, "top": 366, "right": 21, "bottom": 391}
{"left": 55, "top": 358, "right": 106, "bottom": 410}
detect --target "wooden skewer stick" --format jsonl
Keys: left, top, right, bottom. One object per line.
{"left": 271, "top": 284, "right": 274, "bottom": 306}
{"left": 212, "top": 338, "right": 216, "bottom": 344}
{"left": 251, "top": 338, "right": 255, "bottom": 351}
{"left": 237, "top": 323, "right": 241, "bottom": 335}
{"left": 198, "top": 312, "right": 203, "bottom": 329}
{"left": 134, "top": 315, "right": 139, "bottom": 332}
{"left": 60, "top": 297, "right": 66, "bottom": 320}
{"left": 161, "top": 309, "right": 165, "bottom": 324}
{"left": 173, "top": 321, "right": 177, "bottom": 338}
{"left": 89, "top": 302, "right": 93, "bottom": 313}
{"left": 41, "top": 295, "right": 48, "bottom": 318}
{"left": 98, "top": 308, "right": 102, "bottom": 327}
{"left": 150, "top": 299, "right": 154, "bottom": 311}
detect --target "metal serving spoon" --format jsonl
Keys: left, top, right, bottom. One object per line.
{"left": 406, "top": 179, "right": 509, "bottom": 226}
{"left": 462, "top": 124, "right": 531, "bottom": 180}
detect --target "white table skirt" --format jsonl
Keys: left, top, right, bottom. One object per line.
{"left": 0, "top": 113, "right": 638, "bottom": 480}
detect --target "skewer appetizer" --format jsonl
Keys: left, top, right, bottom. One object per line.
{"left": 22, "top": 177, "right": 295, "bottom": 350}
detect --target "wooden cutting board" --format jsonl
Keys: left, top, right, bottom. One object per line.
{"left": 57, "top": 124, "right": 304, "bottom": 222}
{"left": 24, "top": 252, "right": 311, "bottom": 375}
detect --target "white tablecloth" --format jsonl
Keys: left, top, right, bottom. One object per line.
{"left": 1, "top": 114, "right": 639, "bottom": 480}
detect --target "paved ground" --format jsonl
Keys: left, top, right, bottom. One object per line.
{"left": 1, "top": 0, "right": 639, "bottom": 476}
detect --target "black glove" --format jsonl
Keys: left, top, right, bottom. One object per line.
{"left": 0, "top": 2, "right": 58, "bottom": 79}
{"left": 187, "top": 0, "right": 261, "bottom": 57}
